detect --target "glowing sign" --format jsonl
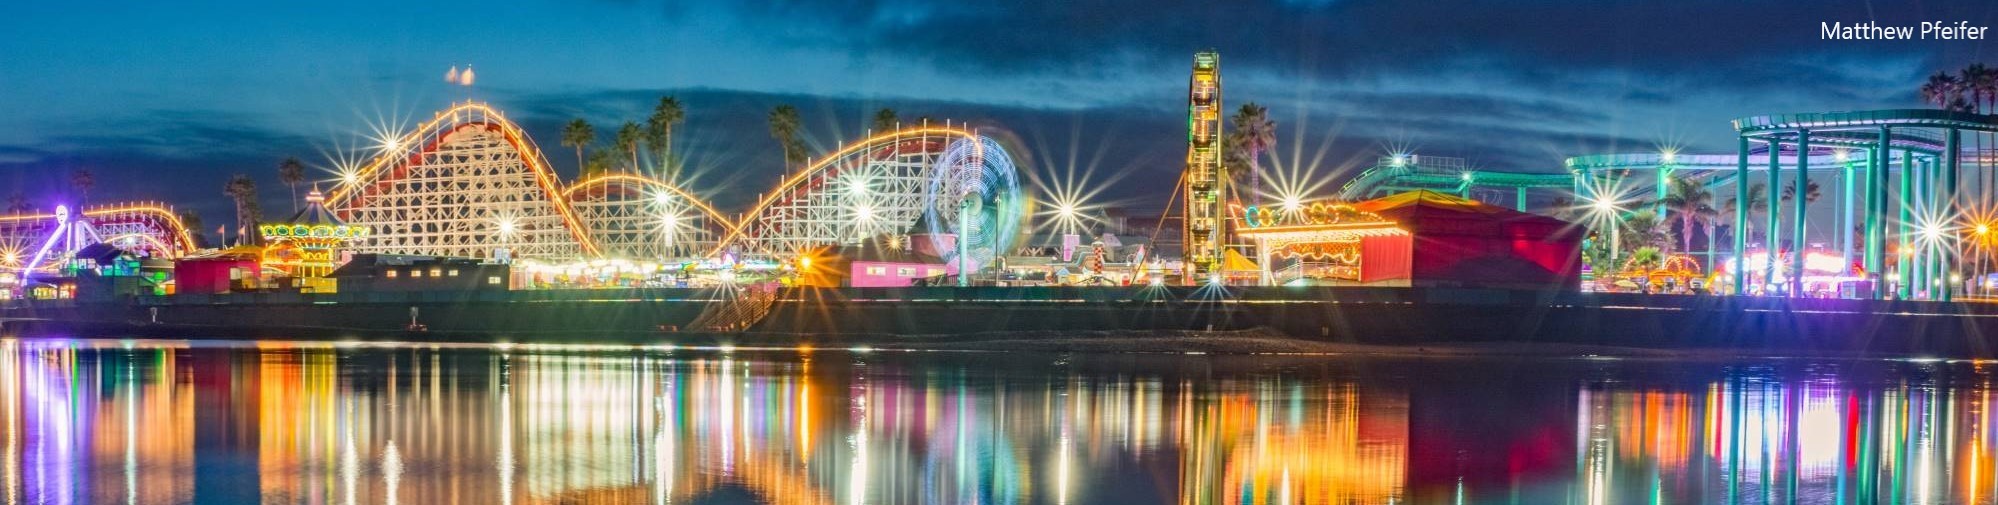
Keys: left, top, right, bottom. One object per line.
{"left": 1242, "top": 202, "right": 1391, "bottom": 229}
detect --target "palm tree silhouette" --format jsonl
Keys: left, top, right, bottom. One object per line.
{"left": 177, "top": 210, "right": 203, "bottom": 247}
{"left": 222, "top": 174, "right": 261, "bottom": 246}
{"left": 615, "top": 121, "right": 643, "bottom": 172}
{"left": 647, "top": 97, "right": 685, "bottom": 179}
{"left": 70, "top": 168, "right": 94, "bottom": 206}
{"left": 1620, "top": 211, "right": 1674, "bottom": 253}
{"left": 561, "top": 119, "right": 595, "bottom": 173}
{"left": 872, "top": 108, "right": 899, "bottom": 133}
{"left": 278, "top": 157, "right": 306, "bottom": 213}
{"left": 1228, "top": 103, "right": 1276, "bottom": 198}
{"left": 1723, "top": 182, "right": 1769, "bottom": 244}
{"left": 768, "top": 105, "right": 804, "bottom": 169}
{"left": 1922, "top": 72, "right": 1965, "bottom": 110}
{"left": 1658, "top": 177, "right": 1715, "bottom": 255}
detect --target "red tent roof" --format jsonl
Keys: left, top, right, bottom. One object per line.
{"left": 1354, "top": 190, "right": 1572, "bottom": 232}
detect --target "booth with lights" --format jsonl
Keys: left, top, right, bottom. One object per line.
{"left": 259, "top": 188, "right": 369, "bottom": 292}
{"left": 1234, "top": 202, "right": 1412, "bottom": 286}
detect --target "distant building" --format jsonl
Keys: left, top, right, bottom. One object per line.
{"left": 326, "top": 254, "right": 509, "bottom": 293}
{"left": 1355, "top": 191, "right": 1581, "bottom": 290}
{"left": 172, "top": 245, "right": 265, "bottom": 294}
{"left": 797, "top": 239, "right": 950, "bottom": 288}
{"left": 1237, "top": 190, "right": 1582, "bottom": 290}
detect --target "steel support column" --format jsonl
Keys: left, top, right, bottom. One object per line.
{"left": 1840, "top": 159, "right": 1854, "bottom": 273}
{"left": 1865, "top": 127, "right": 1886, "bottom": 297}
{"left": 1791, "top": 130, "right": 1809, "bottom": 296}
{"left": 1946, "top": 128, "right": 1961, "bottom": 302}
{"left": 1899, "top": 155, "right": 1914, "bottom": 299}
{"left": 1766, "top": 138, "right": 1782, "bottom": 293}
{"left": 1734, "top": 136, "right": 1749, "bottom": 295}
{"left": 1656, "top": 163, "right": 1670, "bottom": 221}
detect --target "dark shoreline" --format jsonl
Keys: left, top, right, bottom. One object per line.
{"left": 6, "top": 286, "right": 1997, "bottom": 358}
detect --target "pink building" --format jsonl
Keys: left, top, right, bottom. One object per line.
{"left": 801, "top": 239, "right": 954, "bottom": 287}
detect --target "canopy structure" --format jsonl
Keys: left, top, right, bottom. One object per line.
{"left": 1721, "top": 109, "right": 1998, "bottom": 300}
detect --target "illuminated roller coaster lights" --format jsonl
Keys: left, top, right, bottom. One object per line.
{"left": 563, "top": 174, "right": 741, "bottom": 235}
{"left": 707, "top": 126, "right": 981, "bottom": 257}
{"left": 0, "top": 203, "right": 198, "bottom": 259}
{"left": 324, "top": 102, "right": 602, "bottom": 257}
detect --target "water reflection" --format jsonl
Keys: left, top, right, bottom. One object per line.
{"left": 1, "top": 342, "right": 1997, "bottom": 504}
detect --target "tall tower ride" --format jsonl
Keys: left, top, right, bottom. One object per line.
{"left": 1182, "top": 51, "right": 1225, "bottom": 283}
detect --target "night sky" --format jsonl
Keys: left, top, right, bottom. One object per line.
{"left": 4, "top": 0, "right": 1996, "bottom": 232}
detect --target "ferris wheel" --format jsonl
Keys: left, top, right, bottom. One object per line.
{"left": 924, "top": 136, "right": 1023, "bottom": 285}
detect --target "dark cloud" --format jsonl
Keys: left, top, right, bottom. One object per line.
{"left": 721, "top": 0, "right": 1994, "bottom": 78}
{"left": 8, "top": 0, "right": 1994, "bottom": 219}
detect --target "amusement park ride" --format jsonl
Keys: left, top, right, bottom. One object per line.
{"left": 0, "top": 204, "right": 196, "bottom": 294}
{"left": 4, "top": 52, "right": 1997, "bottom": 300}
{"left": 0, "top": 100, "right": 1035, "bottom": 293}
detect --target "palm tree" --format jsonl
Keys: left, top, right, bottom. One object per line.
{"left": 1657, "top": 177, "right": 1715, "bottom": 254}
{"left": 1964, "top": 64, "right": 1995, "bottom": 113}
{"left": 1922, "top": 71, "right": 1965, "bottom": 110}
{"left": 560, "top": 119, "right": 595, "bottom": 172}
{"left": 222, "top": 174, "right": 261, "bottom": 246}
{"left": 177, "top": 210, "right": 204, "bottom": 247}
{"left": 1228, "top": 103, "right": 1276, "bottom": 197}
{"left": 646, "top": 96, "right": 685, "bottom": 177}
{"left": 1620, "top": 210, "right": 1673, "bottom": 253}
{"left": 1627, "top": 246, "right": 1667, "bottom": 272}
{"left": 277, "top": 156, "right": 306, "bottom": 213}
{"left": 584, "top": 149, "right": 615, "bottom": 178}
{"left": 768, "top": 105, "right": 804, "bottom": 168}
{"left": 4, "top": 192, "right": 28, "bottom": 213}
{"left": 872, "top": 108, "right": 899, "bottom": 132}
{"left": 1969, "top": 65, "right": 1997, "bottom": 196}
{"left": 1723, "top": 182, "right": 1769, "bottom": 243}
{"left": 70, "top": 168, "right": 95, "bottom": 205}
{"left": 1779, "top": 179, "right": 1822, "bottom": 246}
{"left": 1780, "top": 179, "right": 1821, "bottom": 207}
{"left": 614, "top": 121, "right": 643, "bottom": 172}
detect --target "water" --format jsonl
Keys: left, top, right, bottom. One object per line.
{"left": 0, "top": 340, "right": 1990, "bottom": 504}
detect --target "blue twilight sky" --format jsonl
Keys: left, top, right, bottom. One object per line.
{"left": 2, "top": 0, "right": 1995, "bottom": 226}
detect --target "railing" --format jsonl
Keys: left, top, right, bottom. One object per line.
{"left": 684, "top": 283, "right": 779, "bottom": 332}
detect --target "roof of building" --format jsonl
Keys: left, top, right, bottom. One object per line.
{"left": 1350, "top": 189, "right": 1506, "bottom": 214}
{"left": 281, "top": 186, "right": 347, "bottom": 227}
{"left": 1355, "top": 190, "right": 1577, "bottom": 238}
{"left": 178, "top": 244, "right": 265, "bottom": 261}
{"left": 820, "top": 238, "right": 946, "bottom": 265}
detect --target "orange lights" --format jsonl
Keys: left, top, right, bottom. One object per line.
{"left": 564, "top": 173, "right": 740, "bottom": 236}
{"left": 323, "top": 102, "right": 603, "bottom": 257}
{"left": 0, "top": 203, "right": 198, "bottom": 256}
{"left": 707, "top": 126, "right": 981, "bottom": 256}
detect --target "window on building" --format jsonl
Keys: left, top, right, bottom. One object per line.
{"left": 385, "top": 269, "right": 398, "bottom": 278}
{"left": 410, "top": 269, "right": 423, "bottom": 278}
{"left": 487, "top": 276, "right": 502, "bottom": 285}
{"left": 896, "top": 267, "right": 916, "bottom": 276}
{"left": 448, "top": 269, "right": 460, "bottom": 277}
{"left": 865, "top": 266, "right": 886, "bottom": 276}
{"left": 429, "top": 268, "right": 442, "bottom": 277}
